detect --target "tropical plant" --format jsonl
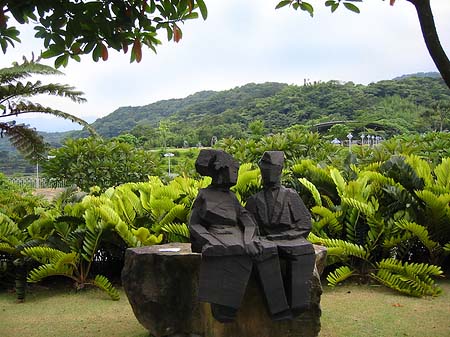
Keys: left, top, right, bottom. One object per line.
{"left": 292, "top": 156, "right": 447, "bottom": 296}
{"left": 15, "top": 175, "right": 210, "bottom": 299}
{"left": 218, "top": 129, "right": 343, "bottom": 166}
{"left": 0, "top": 192, "right": 52, "bottom": 301}
{"left": 0, "top": 59, "right": 96, "bottom": 160}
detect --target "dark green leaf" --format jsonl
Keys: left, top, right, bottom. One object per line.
{"left": 196, "top": 0, "right": 208, "bottom": 20}
{"left": 275, "top": 1, "right": 292, "bottom": 10}
{"left": 300, "top": 2, "right": 314, "bottom": 17}
{"left": 41, "top": 47, "right": 63, "bottom": 59}
{"left": 183, "top": 12, "right": 199, "bottom": 20}
{"left": 343, "top": 2, "right": 361, "bottom": 13}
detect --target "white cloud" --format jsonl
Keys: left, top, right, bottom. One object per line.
{"left": 1, "top": 0, "right": 449, "bottom": 132}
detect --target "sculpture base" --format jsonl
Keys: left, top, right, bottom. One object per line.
{"left": 122, "top": 243, "right": 326, "bottom": 337}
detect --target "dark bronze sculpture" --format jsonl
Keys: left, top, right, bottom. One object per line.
{"left": 189, "top": 149, "right": 314, "bottom": 323}
{"left": 246, "top": 151, "right": 315, "bottom": 314}
{"left": 189, "top": 149, "right": 291, "bottom": 322}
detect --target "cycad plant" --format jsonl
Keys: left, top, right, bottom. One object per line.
{"left": 292, "top": 157, "right": 446, "bottom": 297}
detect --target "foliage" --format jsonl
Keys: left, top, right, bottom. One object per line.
{"left": 219, "top": 128, "right": 343, "bottom": 166}
{"left": 0, "top": 0, "right": 207, "bottom": 66}
{"left": 0, "top": 59, "right": 96, "bottom": 160}
{"left": 0, "top": 174, "right": 211, "bottom": 300}
{"left": 69, "top": 77, "right": 449, "bottom": 145}
{"left": 293, "top": 154, "right": 448, "bottom": 296}
{"left": 42, "top": 137, "right": 162, "bottom": 191}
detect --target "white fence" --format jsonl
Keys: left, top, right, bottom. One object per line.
{"left": 7, "top": 177, "right": 67, "bottom": 189}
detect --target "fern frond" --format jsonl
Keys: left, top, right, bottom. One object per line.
{"left": 404, "top": 155, "right": 433, "bottom": 187}
{"left": 27, "top": 263, "right": 74, "bottom": 283}
{"left": 327, "top": 266, "right": 355, "bottom": 286}
{"left": 444, "top": 243, "right": 450, "bottom": 255}
{"left": 311, "top": 206, "right": 342, "bottom": 234}
{"left": 0, "top": 122, "right": 46, "bottom": 160}
{"left": 161, "top": 223, "right": 190, "bottom": 243}
{"left": 372, "top": 258, "right": 443, "bottom": 297}
{"left": 308, "top": 232, "right": 368, "bottom": 259}
{"left": 321, "top": 195, "right": 335, "bottom": 208}
{"left": 159, "top": 204, "right": 188, "bottom": 226}
{"left": 342, "top": 197, "right": 375, "bottom": 216}
{"left": 93, "top": 274, "right": 120, "bottom": 300}
{"left": 395, "top": 219, "right": 440, "bottom": 252}
{"left": 22, "top": 246, "right": 65, "bottom": 264}
{"left": 115, "top": 221, "right": 138, "bottom": 247}
{"left": 0, "top": 242, "right": 16, "bottom": 254}
{"left": 299, "top": 178, "right": 322, "bottom": 206}
{"left": 150, "top": 197, "right": 176, "bottom": 220}
{"left": 98, "top": 205, "right": 124, "bottom": 229}
{"left": 434, "top": 157, "right": 450, "bottom": 191}
{"left": 81, "top": 228, "right": 102, "bottom": 263}
{"left": 383, "top": 232, "right": 412, "bottom": 249}
{"left": 330, "top": 168, "right": 346, "bottom": 197}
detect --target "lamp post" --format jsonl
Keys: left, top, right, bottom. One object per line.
{"left": 346, "top": 133, "right": 353, "bottom": 152}
{"left": 211, "top": 136, "right": 217, "bottom": 147}
{"left": 164, "top": 152, "right": 174, "bottom": 177}
{"left": 35, "top": 159, "right": 39, "bottom": 189}
{"left": 361, "top": 133, "right": 365, "bottom": 146}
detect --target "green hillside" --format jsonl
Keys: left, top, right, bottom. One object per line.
{"left": 2, "top": 73, "right": 449, "bottom": 174}
{"left": 79, "top": 75, "right": 449, "bottom": 147}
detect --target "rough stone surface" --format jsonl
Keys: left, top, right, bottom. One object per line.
{"left": 122, "top": 243, "right": 326, "bottom": 337}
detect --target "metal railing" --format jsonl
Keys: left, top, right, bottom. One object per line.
{"left": 7, "top": 176, "right": 67, "bottom": 189}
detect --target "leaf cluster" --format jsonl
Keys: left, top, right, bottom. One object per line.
{"left": 1, "top": 0, "right": 207, "bottom": 66}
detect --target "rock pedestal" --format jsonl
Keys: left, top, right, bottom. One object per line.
{"left": 122, "top": 243, "right": 326, "bottom": 337}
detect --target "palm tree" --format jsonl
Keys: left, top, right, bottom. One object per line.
{"left": 0, "top": 57, "right": 97, "bottom": 160}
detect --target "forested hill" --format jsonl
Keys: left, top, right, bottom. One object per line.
{"left": 86, "top": 82, "right": 287, "bottom": 137}
{"left": 76, "top": 75, "right": 449, "bottom": 147}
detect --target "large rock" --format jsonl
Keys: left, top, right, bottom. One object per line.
{"left": 122, "top": 243, "right": 326, "bottom": 337}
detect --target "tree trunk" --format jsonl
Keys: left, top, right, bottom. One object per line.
{"left": 407, "top": 0, "right": 450, "bottom": 89}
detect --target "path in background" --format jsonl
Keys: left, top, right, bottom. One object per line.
{"left": 33, "top": 188, "right": 65, "bottom": 201}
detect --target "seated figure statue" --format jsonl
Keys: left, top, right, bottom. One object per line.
{"left": 246, "top": 151, "right": 315, "bottom": 314}
{"left": 189, "top": 149, "right": 290, "bottom": 322}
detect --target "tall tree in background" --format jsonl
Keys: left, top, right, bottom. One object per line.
{"left": 0, "top": 59, "right": 96, "bottom": 160}
{"left": 276, "top": 0, "right": 450, "bottom": 89}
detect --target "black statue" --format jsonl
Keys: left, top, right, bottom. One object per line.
{"left": 246, "top": 151, "right": 315, "bottom": 313}
{"left": 189, "top": 149, "right": 290, "bottom": 322}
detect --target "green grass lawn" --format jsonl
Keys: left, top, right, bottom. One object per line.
{"left": 0, "top": 279, "right": 449, "bottom": 337}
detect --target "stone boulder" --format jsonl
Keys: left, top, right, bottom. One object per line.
{"left": 122, "top": 243, "right": 326, "bottom": 337}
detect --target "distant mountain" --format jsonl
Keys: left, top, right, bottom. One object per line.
{"left": 80, "top": 82, "right": 287, "bottom": 138}
{"left": 2, "top": 75, "right": 450, "bottom": 174}
{"left": 73, "top": 76, "right": 449, "bottom": 143}
{"left": 392, "top": 72, "right": 441, "bottom": 80}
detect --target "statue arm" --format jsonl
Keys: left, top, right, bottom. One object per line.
{"left": 189, "top": 196, "right": 225, "bottom": 254}
{"left": 289, "top": 192, "right": 312, "bottom": 237}
{"left": 239, "top": 207, "right": 263, "bottom": 256}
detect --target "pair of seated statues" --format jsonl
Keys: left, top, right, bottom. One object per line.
{"left": 189, "top": 149, "right": 315, "bottom": 323}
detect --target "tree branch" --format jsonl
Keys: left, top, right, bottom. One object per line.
{"left": 407, "top": 0, "right": 450, "bottom": 89}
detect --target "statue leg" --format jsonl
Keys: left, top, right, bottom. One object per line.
{"left": 284, "top": 252, "right": 315, "bottom": 312}
{"left": 254, "top": 242, "right": 291, "bottom": 320}
{"left": 198, "top": 255, "right": 252, "bottom": 323}
{"left": 277, "top": 239, "right": 315, "bottom": 312}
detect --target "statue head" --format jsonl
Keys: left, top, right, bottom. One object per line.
{"left": 258, "top": 151, "right": 284, "bottom": 187}
{"left": 195, "top": 149, "right": 239, "bottom": 187}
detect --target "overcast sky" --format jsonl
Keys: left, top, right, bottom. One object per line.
{"left": 1, "top": 0, "right": 450, "bottom": 132}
